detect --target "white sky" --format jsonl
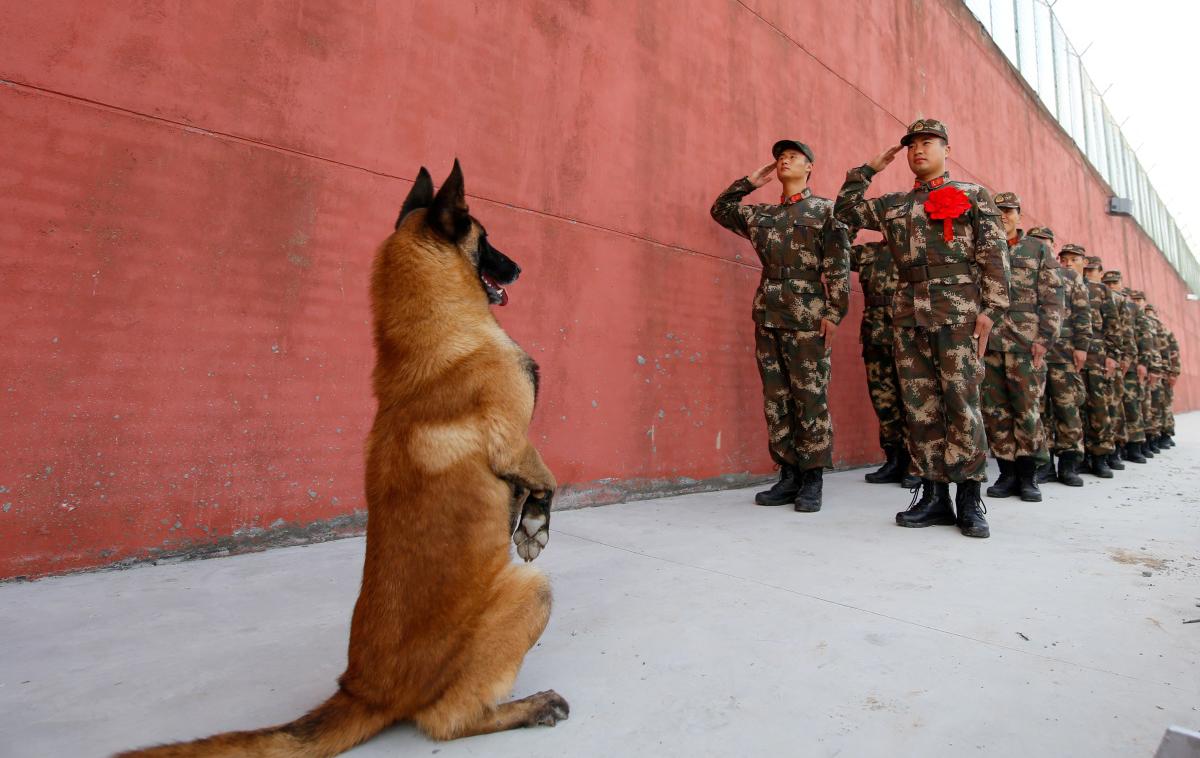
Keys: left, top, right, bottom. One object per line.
{"left": 1049, "top": 0, "right": 1199, "bottom": 254}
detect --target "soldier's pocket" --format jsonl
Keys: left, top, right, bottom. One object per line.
{"left": 784, "top": 280, "right": 824, "bottom": 331}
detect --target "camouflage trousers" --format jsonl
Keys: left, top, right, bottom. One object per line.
{"left": 1143, "top": 383, "right": 1163, "bottom": 437}
{"left": 863, "top": 344, "right": 907, "bottom": 449}
{"left": 1163, "top": 383, "right": 1176, "bottom": 435}
{"left": 1041, "top": 362, "right": 1085, "bottom": 455}
{"left": 981, "top": 349, "right": 1044, "bottom": 460}
{"left": 754, "top": 324, "right": 832, "bottom": 470}
{"left": 895, "top": 323, "right": 987, "bottom": 483}
{"left": 1109, "top": 370, "right": 1127, "bottom": 444}
{"left": 1121, "top": 371, "right": 1145, "bottom": 444}
{"left": 1081, "top": 368, "right": 1115, "bottom": 456}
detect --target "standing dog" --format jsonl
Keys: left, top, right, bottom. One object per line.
{"left": 118, "top": 161, "right": 566, "bottom": 757}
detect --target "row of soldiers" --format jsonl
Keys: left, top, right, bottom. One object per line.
{"left": 711, "top": 118, "right": 1182, "bottom": 539}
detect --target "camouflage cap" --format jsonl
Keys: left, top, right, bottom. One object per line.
{"left": 1027, "top": 226, "right": 1054, "bottom": 242}
{"left": 771, "top": 140, "right": 815, "bottom": 163}
{"left": 1131, "top": 290, "right": 1147, "bottom": 300}
{"left": 1084, "top": 255, "right": 1103, "bottom": 270}
{"left": 1145, "top": 302, "right": 1157, "bottom": 312}
{"left": 993, "top": 192, "right": 1021, "bottom": 210}
{"left": 900, "top": 118, "right": 949, "bottom": 146}
{"left": 1058, "top": 243, "right": 1086, "bottom": 258}
{"left": 1101, "top": 270, "right": 1122, "bottom": 284}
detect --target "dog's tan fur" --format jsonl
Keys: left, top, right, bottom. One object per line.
{"left": 116, "top": 163, "right": 565, "bottom": 758}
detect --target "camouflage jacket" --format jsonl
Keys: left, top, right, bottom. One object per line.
{"left": 1132, "top": 302, "right": 1157, "bottom": 370}
{"left": 1047, "top": 267, "right": 1091, "bottom": 364}
{"left": 850, "top": 241, "right": 898, "bottom": 347}
{"left": 987, "top": 231, "right": 1063, "bottom": 353}
{"left": 1084, "top": 279, "right": 1120, "bottom": 369}
{"left": 1119, "top": 292, "right": 1141, "bottom": 367}
{"left": 1149, "top": 314, "right": 1170, "bottom": 374}
{"left": 1110, "top": 288, "right": 1136, "bottom": 364}
{"left": 834, "top": 168, "right": 1009, "bottom": 328}
{"left": 1167, "top": 330, "right": 1181, "bottom": 376}
{"left": 711, "top": 178, "right": 851, "bottom": 331}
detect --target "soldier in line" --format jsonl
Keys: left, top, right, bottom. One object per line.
{"left": 1114, "top": 275, "right": 1150, "bottom": 464}
{"left": 1143, "top": 299, "right": 1170, "bottom": 455}
{"left": 1130, "top": 291, "right": 1162, "bottom": 459}
{"left": 1036, "top": 242, "right": 1091, "bottom": 486}
{"left": 1101, "top": 270, "right": 1135, "bottom": 473}
{"left": 981, "top": 196, "right": 1063, "bottom": 503}
{"left": 1073, "top": 251, "right": 1120, "bottom": 477}
{"left": 711, "top": 140, "right": 851, "bottom": 513}
{"left": 836, "top": 119, "right": 1009, "bottom": 538}
{"left": 1162, "top": 327, "right": 1181, "bottom": 447}
{"left": 851, "top": 240, "right": 919, "bottom": 488}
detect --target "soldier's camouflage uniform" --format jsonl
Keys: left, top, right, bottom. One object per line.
{"left": 851, "top": 241, "right": 907, "bottom": 451}
{"left": 711, "top": 179, "right": 851, "bottom": 471}
{"left": 1042, "top": 265, "right": 1090, "bottom": 455}
{"left": 1122, "top": 288, "right": 1153, "bottom": 445}
{"left": 835, "top": 168, "right": 1010, "bottom": 483}
{"left": 981, "top": 229, "right": 1063, "bottom": 461}
{"left": 1081, "top": 258, "right": 1120, "bottom": 457}
{"left": 1164, "top": 329, "right": 1180, "bottom": 436}
{"left": 1103, "top": 275, "right": 1135, "bottom": 447}
{"left": 1143, "top": 307, "right": 1169, "bottom": 438}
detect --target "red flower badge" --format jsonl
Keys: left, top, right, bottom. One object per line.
{"left": 924, "top": 186, "right": 972, "bottom": 242}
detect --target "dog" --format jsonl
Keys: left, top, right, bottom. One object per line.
{"left": 117, "top": 160, "right": 566, "bottom": 757}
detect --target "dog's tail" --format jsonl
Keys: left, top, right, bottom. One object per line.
{"left": 113, "top": 688, "right": 394, "bottom": 758}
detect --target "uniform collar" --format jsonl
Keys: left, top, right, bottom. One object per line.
{"left": 912, "top": 172, "right": 950, "bottom": 192}
{"left": 780, "top": 187, "right": 812, "bottom": 205}
{"left": 1008, "top": 229, "right": 1024, "bottom": 248}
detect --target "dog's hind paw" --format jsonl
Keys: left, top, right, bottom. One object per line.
{"left": 513, "top": 508, "right": 549, "bottom": 562}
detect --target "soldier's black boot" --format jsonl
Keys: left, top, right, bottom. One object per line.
{"left": 1140, "top": 440, "right": 1155, "bottom": 459}
{"left": 1106, "top": 449, "right": 1125, "bottom": 470}
{"left": 1124, "top": 442, "right": 1146, "bottom": 464}
{"left": 1160, "top": 434, "right": 1174, "bottom": 448}
{"left": 1089, "top": 452, "right": 1114, "bottom": 478}
{"left": 755, "top": 465, "right": 799, "bottom": 506}
{"left": 895, "top": 480, "right": 955, "bottom": 527}
{"left": 955, "top": 481, "right": 990, "bottom": 538}
{"left": 794, "top": 468, "right": 823, "bottom": 513}
{"left": 900, "top": 468, "right": 922, "bottom": 489}
{"left": 1016, "top": 456, "right": 1042, "bottom": 502}
{"left": 865, "top": 445, "right": 903, "bottom": 484}
{"left": 1036, "top": 453, "right": 1057, "bottom": 484}
{"left": 1148, "top": 435, "right": 1162, "bottom": 454}
{"left": 986, "top": 458, "right": 1018, "bottom": 498}
{"left": 1056, "top": 451, "right": 1084, "bottom": 486}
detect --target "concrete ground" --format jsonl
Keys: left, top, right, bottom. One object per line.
{"left": 3, "top": 417, "right": 1199, "bottom": 758}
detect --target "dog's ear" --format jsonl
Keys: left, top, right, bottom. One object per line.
{"left": 396, "top": 167, "right": 434, "bottom": 230}
{"left": 428, "top": 159, "right": 471, "bottom": 241}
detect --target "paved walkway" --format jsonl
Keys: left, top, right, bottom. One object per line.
{"left": 3, "top": 416, "right": 1199, "bottom": 758}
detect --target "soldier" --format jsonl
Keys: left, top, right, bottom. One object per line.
{"left": 711, "top": 140, "right": 851, "bottom": 513}
{"left": 1130, "top": 291, "right": 1162, "bottom": 459}
{"left": 1116, "top": 278, "right": 1150, "bottom": 464}
{"left": 851, "top": 240, "right": 919, "bottom": 488}
{"left": 981, "top": 197, "right": 1063, "bottom": 503}
{"left": 1162, "top": 327, "right": 1181, "bottom": 447}
{"left": 835, "top": 119, "right": 1009, "bottom": 538}
{"left": 1144, "top": 300, "right": 1169, "bottom": 454}
{"left": 1078, "top": 252, "right": 1121, "bottom": 477}
{"left": 1101, "top": 270, "right": 1135, "bottom": 473}
{"left": 1038, "top": 242, "right": 1091, "bottom": 486}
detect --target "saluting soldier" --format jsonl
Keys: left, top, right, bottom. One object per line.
{"left": 711, "top": 140, "right": 851, "bottom": 513}
{"left": 851, "top": 240, "right": 918, "bottom": 488}
{"left": 835, "top": 119, "right": 1009, "bottom": 538}
{"left": 981, "top": 197, "right": 1063, "bottom": 503}
{"left": 1078, "top": 253, "right": 1121, "bottom": 477}
{"left": 1038, "top": 242, "right": 1091, "bottom": 486}
{"left": 1101, "top": 270, "right": 1135, "bottom": 473}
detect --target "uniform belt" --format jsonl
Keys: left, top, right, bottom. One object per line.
{"left": 1007, "top": 303, "right": 1038, "bottom": 312}
{"left": 764, "top": 265, "right": 821, "bottom": 282}
{"left": 899, "top": 261, "right": 972, "bottom": 283}
{"left": 865, "top": 295, "right": 891, "bottom": 307}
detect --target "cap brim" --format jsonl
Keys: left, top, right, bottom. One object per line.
{"left": 900, "top": 130, "right": 945, "bottom": 147}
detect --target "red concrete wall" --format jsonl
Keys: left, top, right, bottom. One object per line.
{"left": 2, "top": 0, "right": 1196, "bottom": 579}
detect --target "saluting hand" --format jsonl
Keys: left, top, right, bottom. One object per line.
{"left": 819, "top": 318, "right": 837, "bottom": 351}
{"left": 1104, "top": 357, "right": 1118, "bottom": 377}
{"left": 867, "top": 145, "right": 903, "bottom": 174}
{"left": 747, "top": 162, "right": 777, "bottom": 188}
{"left": 972, "top": 313, "right": 993, "bottom": 358}
{"left": 1137, "top": 364, "right": 1148, "bottom": 384}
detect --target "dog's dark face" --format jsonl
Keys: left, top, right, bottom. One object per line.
{"left": 396, "top": 161, "right": 520, "bottom": 306}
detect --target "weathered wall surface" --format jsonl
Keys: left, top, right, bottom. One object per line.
{"left": 2, "top": 0, "right": 1196, "bottom": 579}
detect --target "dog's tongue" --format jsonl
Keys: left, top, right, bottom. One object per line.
{"left": 482, "top": 273, "right": 508, "bottom": 306}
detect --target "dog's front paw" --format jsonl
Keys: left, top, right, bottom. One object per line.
{"left": 512, "top": 495, "right": 551, "bottom": 562}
